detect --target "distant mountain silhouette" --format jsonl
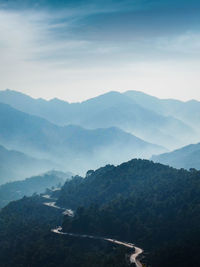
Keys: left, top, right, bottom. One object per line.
{"left": 0, "top": 89, "right": 196, "bottom": 149}
{"left": 152, "top": 142, "right": 200, "bottom": 170}
{"left": 0, "top": 102, "right": 165, "bottom": 174}
{"left": 124, "top": 90, "right": 200, "bottom": 134}
{"left": 0, "top": 144, "right": 54, "bottom": 184}
{"left": 0, "top": 170, "right": 71, "bottom": 208}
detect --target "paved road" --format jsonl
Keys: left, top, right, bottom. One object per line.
{"left": 44, "top": 201, "right": 74, "bottom": 216}
{"left": 45, "top": 201, "right": 143, "bottom": 266}
{"left": 52, "top": 227, "right": 143, "bottom": 266}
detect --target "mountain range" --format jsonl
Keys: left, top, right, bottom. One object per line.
{"left": 0, "top": 88, "right": 200, "bottom": 267}
{"left": 125, "top": 90, "right": 200, "bottom": 133}
{"left": 0, "top": 89, "right": 198, "bottom": 149}
{"left": 0, "top": 144, "right": 55, "bottom": 184}
{"left": 0, "top": 101, "right": 165, "bottom": 176}
{"left": 1, "top": 89, "right": 200, "bottom": 175}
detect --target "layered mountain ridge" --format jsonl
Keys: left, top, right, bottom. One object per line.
{"left": 0, "top": 144, "right": 55, "bottom": 184}
{"left": 0, "top": 101, "right": 165, "bottom": 179}
{"left": 0, "top": 89, "right": 198, "bottom": 149}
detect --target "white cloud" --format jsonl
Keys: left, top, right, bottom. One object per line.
{"left": 0, "top": 8, "right": 200, "bottom": 102}
{"left": 156, "top": 32, "right": 200, "bottom": 56}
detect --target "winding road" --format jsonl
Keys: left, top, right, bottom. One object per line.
{"left": 43, "top": 197, "right": 143, "bottom": 267}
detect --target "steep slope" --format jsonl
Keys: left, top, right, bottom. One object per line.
{"left": 0, "top": 170, "right": 71, "bottom": 208}
{"left": 0, "top": 89, "right": 195, "bottom": 149}
{"left": 0, "top": 145, "right": 55, "bottom": 184}
{"left": 0, "top": 103, "right": 165, "bottom": 174}
{"left": 152, "top": 142, "right": 200, "bottom": 170}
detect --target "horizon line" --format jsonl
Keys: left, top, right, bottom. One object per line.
{"left": 1, "top": 88, "right": 199, "bottom": 104}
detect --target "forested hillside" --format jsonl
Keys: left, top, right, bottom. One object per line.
{"left": 57, "top": 159, "right": 200, "bottom": 266}
{"left": 59, "top": 160, "right": 200, "bottom": 267}
{"left": 0, "top": 159, "right": 200, "bottom": 266}
{"left": 57, "top": 159, "right": 187, "bottom": 208}
{"left": 0, "top": 196, "right": 132, "bottom": 267}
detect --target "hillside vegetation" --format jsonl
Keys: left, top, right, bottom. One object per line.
{"left": 0, "top": 160, "right": 199, "bottom": 266}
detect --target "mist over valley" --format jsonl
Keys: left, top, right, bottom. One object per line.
{"left": 0, "top": 0, "right": 200, "bottom": 266}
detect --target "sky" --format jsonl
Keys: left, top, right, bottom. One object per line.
{"left": 0, "top": 0, "right": 200, "bottom": 102}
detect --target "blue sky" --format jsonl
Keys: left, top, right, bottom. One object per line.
{"left": 0, "top": 0, "right": 200, "bottom": 101}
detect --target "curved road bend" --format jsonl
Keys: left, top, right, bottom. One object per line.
{"left": 44, "top": 201, "right": 143, "bottom": 267}
{"left": 52, "top": 227, "right": 143, "bottom": 267}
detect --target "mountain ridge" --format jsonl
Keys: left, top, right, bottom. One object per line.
{"left": 0, "top": 144, "right": 55, "bottom": 184}
{"left": 0, "top": 102, "right": 165, "bottom": 174}
{"left": 152, "top": 142, "right": 200, "bottom": 170}
{"left": 0, "top": 89, "right": 197, "bottom": 149}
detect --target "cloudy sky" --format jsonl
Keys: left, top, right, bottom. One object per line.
{"left": 0, "top": 0, "right": 200, "bottom": 102}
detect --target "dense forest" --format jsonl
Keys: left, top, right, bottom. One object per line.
{"left": 0, "top": 196, "right": 132, "bottom": 267}
{"left": 57, "top": 159, "right": 191, "bottom": 208}
{"left": 0, "top": 159, "right": 200, "bottom": 266}
{"left": 58, "top": 159, "right": 200, "bottom": 266}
